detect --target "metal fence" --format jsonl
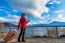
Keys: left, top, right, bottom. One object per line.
{"left": 0, "top": 27, "right": 65, "bottom": 38}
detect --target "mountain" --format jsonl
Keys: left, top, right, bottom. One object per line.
{"left": 49, "top": 21, "right": 65, "bottom": 27}
{"left": 4, "top": 22, "right": 17, "bottom": 27}
{"left": 1, "top": 21, "right": 65, "bottom": 27}
{"left": 0, "top": 22, "right": 17, "bottom": 27}
{"left": 28, "top": 21, "right": 65, "bottom": 27}
{"left": 49, "top": 21, "right": 65, "bottom": 26}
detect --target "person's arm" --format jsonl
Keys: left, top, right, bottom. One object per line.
{"left": 26, "top": 20, "right": 30, "bottom": 24}
{"left": 17, "top": 18, "right": 21, "bottom": 30}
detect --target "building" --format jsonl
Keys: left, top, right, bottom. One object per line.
{"left": 0, "top": 23, "right": 5, "bottom": 29}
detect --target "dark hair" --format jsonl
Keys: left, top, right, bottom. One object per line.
{"left": 22, "top": 13, "right": 25, "bottom": 16}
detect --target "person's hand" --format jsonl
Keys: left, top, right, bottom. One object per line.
{"left": 28, "top": 20, "right": 30, "bottom": 22}
{"left": 26, "top": 20, "right": 30, "bottom": 23}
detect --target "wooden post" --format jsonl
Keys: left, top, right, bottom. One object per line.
{"left": 56, "top": 27, "right": 58, "bottom": 38}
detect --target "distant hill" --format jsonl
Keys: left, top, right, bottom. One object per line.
{"left": 0, "top": 22, "right": 17, "bottom": 27}
{"left": 28, "top": 21, "right": 65, "bottom": 27}
{"left": 49, "top": 21, "right": 65, "bottom": 26}
{"left": 1, "top": 21, "right": 65, "bottom": 27}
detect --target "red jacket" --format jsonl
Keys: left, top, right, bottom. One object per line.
{"left": 17, "top": 16, "right": 29, "bottom": 29}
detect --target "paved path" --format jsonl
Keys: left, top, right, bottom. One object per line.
{"left": 0, "top": 38, "right": 65, "bottom": 43}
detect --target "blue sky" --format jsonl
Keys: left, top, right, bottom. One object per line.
{"left": 0, "top": 0, "right": 65, "bottom": 25}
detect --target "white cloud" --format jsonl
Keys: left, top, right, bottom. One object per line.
{"left": 4, "top": 15, "right": 21, "bottom": 23}
{"left": 49, "top": 2, "right": 54, "bottom": 4}
{"left": 57, "top": 14, "right": 65, "bottom": 21}
{"left": 0, "top": 8, "right": 12, "bottom": 17}
{"left": 11, "top": 15, "right": 20, "bottom": 22}
{"left": 0, "top": 8, "right": 20, "bottom": 23}
{"left": 53, "top": 0, "right": 61, "bottom": 4}
{"left": 56, "top": 1, "right": 61, "bottom": 4}
{"left": 0, "top": 9, "right": 19, "bottom": 22}
{"left": 12, "top": 10, "right": 18, "bottom": 12}
{"left": 4, "top": 0, "right": 65, "bottom": 24}
{"left": 49, "top": 14, "right": 65, "bottom": 23}
{"left": 28, "top": 0, "right": 49, "bottom": 19}
{"left": 6, "top": 0, "right": 49, "bottom": 19}
{"left": 0, "top": 17, "right": 8, "bottom": 22}
{"left": 0, "top": 15, "right": 20, "bottom": 23}
{"left": 58, "top": 14, "right": 63, "bottom": 18}
{"left": 39, "top": 20, "right": 48, "bottom": 24}
{"left": 55, "top": 10, "right": 64, "bottom": 13}
{"left": 48, "top": 0, "right": 61, "bottom": 5}
{"left": 0, "top": 9, "right": 4, "bottom": 11}
{"left": 6, "top": 0, "right": 35, "bottom": 9}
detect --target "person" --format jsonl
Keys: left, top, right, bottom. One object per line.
{"left": 17, "top": 13, "right": 30, "bottom": 42}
